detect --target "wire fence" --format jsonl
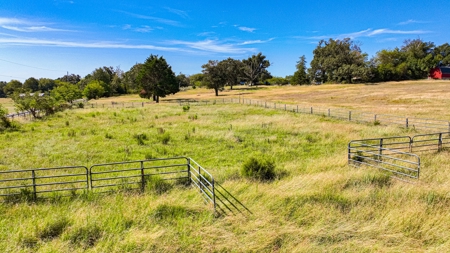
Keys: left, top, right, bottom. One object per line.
{"left": 6, "top": 97, "right": 450, "bottom": 133}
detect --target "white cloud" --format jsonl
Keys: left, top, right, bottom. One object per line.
{"left": 165, "top": 7, "right": 189, "bottom": 19}
{"left": 197, "top": 32, "right": 216, "bottom": 37}
{"left": 397, "top": 19, "right": 428, "bottom": 25}
{"left": 134, "top": 26, "right": 153, "bottom": 33}
{"left": 238, "top": 26, "right": 256, "bottom": 33}
{"left": 298, "top": 28, "right": 431, "bottom": 41}
{"left": 240, "top": 38, "right": 274, "bottom": 45}
{"left": 0, "top": 17, "right": 27, "bottom": 26}
{"left": 120, "top": 11, "right": 181, "bottom": 27}
{"left": 167, "top": 39, "right": 256, "bottom": 54}
{"left": 0, "top": 37, "right": 188, "bottom": 52}
{"left": 1, "top": 25, "right": 72, "bottom": 32}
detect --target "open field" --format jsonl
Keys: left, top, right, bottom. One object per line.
{"left": 1, "top": 80, "right": 450, "bottom": 252}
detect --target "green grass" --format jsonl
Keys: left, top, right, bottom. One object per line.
{"left": 0, "top": 102, "right": 450, "bottom": 252}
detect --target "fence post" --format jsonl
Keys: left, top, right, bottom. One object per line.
{"left": 199, "top": 166, "right": 202, "bottom": 192}
{"left": 406, "top": 118, "right": 409, "bottom": 129}
{"left": 296, "top": 105, "right": 298, "bottom": 113}
{"left": 31, "top": 170, "right": 37, "bottom": 200}
{"left": 439, "top": 133, "right": 443, "bottom": 151}
{"left": 212, "top": 178, "right": 216, "bottom": 211}
{"left": 140, "top": 161, "right": 145, "bottom": 192}
{"left": 328, "top": 108, "right": 331, "bottom": 117}
{"left": 379, "top": 139, "right": 383, "bottom": 162}
{"left": 142, "top": 102, "right": 144, "bottom": 107}
{"left": 374, "top": 114, "right": 377, "bottom": 124}
{"left": 349, "top": 111, "right": 352, "bottom": 121}
{"left": 310, "top": 107, "right": 313, "bottom": 114}
{"left": 187, "top": 158, "right": 191, "bottom": 184}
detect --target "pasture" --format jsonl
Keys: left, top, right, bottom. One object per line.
{"left": 1, "top": 80, "right": 450, "bottom": 252}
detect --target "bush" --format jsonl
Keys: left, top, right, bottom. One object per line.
{"left": 241, "top": 156, "right": 276, "bottom": 181}
{"left": 182, "top": 105, "right": 190, "bottom": 112}
{"left": 133, "top": 133, "right": 148, "bottom": 145}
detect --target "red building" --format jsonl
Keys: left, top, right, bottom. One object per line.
{"left": 429, "top": 66, "right": 450, "bottom": 79}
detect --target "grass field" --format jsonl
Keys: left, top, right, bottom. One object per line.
{"left": 1, "top": 80, "right": 450, "bottom": 252}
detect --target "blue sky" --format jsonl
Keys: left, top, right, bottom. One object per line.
{"left": 0, "top": 0, "right": 448, "bottom": 82}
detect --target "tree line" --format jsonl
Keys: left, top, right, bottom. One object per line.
{"left": 1, "top": 38, "right": 449, "bottom": 105}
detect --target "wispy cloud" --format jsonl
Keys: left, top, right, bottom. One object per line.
{"left": 297, "top": 28, "right": 431, "bottom": 41}
{"left": 1, "top": 25, "right": 72, "bottom": 32}
{"left": 119, "top": 11, "right": 181, "bottom": 27}
{"left": 0, "top": 17, "right": 74, "bottom": 32}
{"left": 397, "top": 19, "right": 428, "bottom": 25}
{"left": 238, "top": 26, "right": 256, "bottom": 33}
{"left": 240, "top": 38, "right": 274, "bottom": 45}
{"left": 0, "top": 37, "right": 188, "bottom": 52}
{"left": 197, "top": 31, "right": 216, "bottom": 37}
{"left": 165, "top": 7, "right": 189, "bottom": 19}
{"left": 134, "top": 26, "right": 153, "bottom": 33}
{"left": 167, "top": 39, "right": 256, "bottom": 54}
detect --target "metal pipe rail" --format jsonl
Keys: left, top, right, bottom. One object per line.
{"left": 0, "top": 166, "right": 89, "bottom": 200}
{"left": 348, "top": 142, "right": 420, "bottom": 179}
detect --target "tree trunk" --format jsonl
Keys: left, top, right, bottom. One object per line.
{"left": 156, "top": 95, "right": 159, "bottom": 103}
{"left": 215, "top": 88, "right": 219, "bottom": 96}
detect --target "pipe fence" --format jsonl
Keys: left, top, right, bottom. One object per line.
{"left": 0, "top": 157, "right": 250, "bottom": 215}
{"left": 348, "top": 132, "right": 450, "bottom": 179}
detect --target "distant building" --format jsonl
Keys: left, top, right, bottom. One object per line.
{"left": 429, "top": 66, "right": 450, "bottom": 80}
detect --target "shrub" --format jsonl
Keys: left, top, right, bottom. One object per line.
{"left": 182, "top": 105, "right": 190, "bottom": 112}
{"left": 241, "top": 156, "right": 276, "bottom": 181}
{"left": 133, "top": 133, "right": 148, "bottom": 145}
{"left": 159, "top": 132, "right": 171, "bottom": 145}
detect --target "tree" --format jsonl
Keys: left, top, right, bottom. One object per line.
{"left": 123, "top": 63, "right": 143, "bottom": 94}
{"left": 3, "top": 80, "right": 23, "bottom": 96}
{"left": 189, "top": 73, "right": 204, "bottom": 87}
{"left": 176, "top": 73, "right": 190, "bottom": 88}
{"left": 310, "top": 38, "right": 369, "bottom": 83}
{"left": 137, "top": 55, "right": 179, "bottom": 103}
{"left": 0, "top": 81, "right": 7, "bottom": 98}
{"left": 433, "top": 43, "right": 450, "bottom": 65}
{"left": 401, "top": 39, "right": 436, "bottom": 79}
{"left": 83, "top": 80, "right": 106, "bottom": 100}
{"left": 90, "top": 67, "right": 114, "bottom": 96}
{"left": 242, "top": 53, "right": 271, "bottom": 85}
{"left": 0, "top": 104, "right": 12, "bottom": 131}
{"left": 38, "top": 78, "right": 56, "bottom": 92}
{"left": 291, "top": 55, "right": 309, "bottom": 85}
{"left": 23, "top": 77, "right": 40, "bottom": 92}
{"left": 374, "top": 48, "right": 408, "bottom": 81}
{"left": 202, "top": 60, "right": 227, "bottom": 96}
{"left": 266, "top": 76, "right": 288, "bottom": 85}
{"left": 51, "top": 82, "right": 83, "bottom": 104}
{"left": 57, "top": 74, "right": 81, "bottom": 84}
{"left": 219, "top": 58, "right": 243, "bottom": 90}
{"left": 12, "top": 92, "right": 58, "bottom": 119}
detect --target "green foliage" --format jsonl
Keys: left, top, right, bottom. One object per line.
{"left": 137, "top": 54, "right": 179, "bottom": 103}
{"left": 182, "top": 105, "right": 190, "bottom": 112}
{"left": 0, "top": 81, "right": 7, "bottom": 98}
{"left": 12, "top": 92, "right": 59, "bottom": 119}
{"left": 133, "top": 133, "right": 148, "bottom": 145}
{"left": 242, "top": 52, "right": 271, "bottom": 85}
{"left": 83, "top": 80, "right": 106, "bottom": 100}
{"left": 38, "top": 78, "right": 56, "bottom": 92}
{"left": 267, "top": 76, "right": 289, "bottom": 85}
{"left": 291, "top": 55, "right": 310, "bottom": 85}
{"left": 23, "top": 77, "right": 39, "bottom": 92}
{"left": 202, "top": 60, "right": 227, "bottom": 96}
{"left": 0, "top": 104, "right": 12, "bottom": 131}
{"left": 241, "top": 156, "right": 276, "bottom": 181}
{"left": 3, "top": 79, "right": 23, "bottom": 95}
{"left": 159, "top": 132, "right": 171, "bottom": 145}
{"left": 51, "top": 82, "right": 83, "bottom": 104}
{"left": 310, "top": 38, "right": 370, "bottom": 83}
